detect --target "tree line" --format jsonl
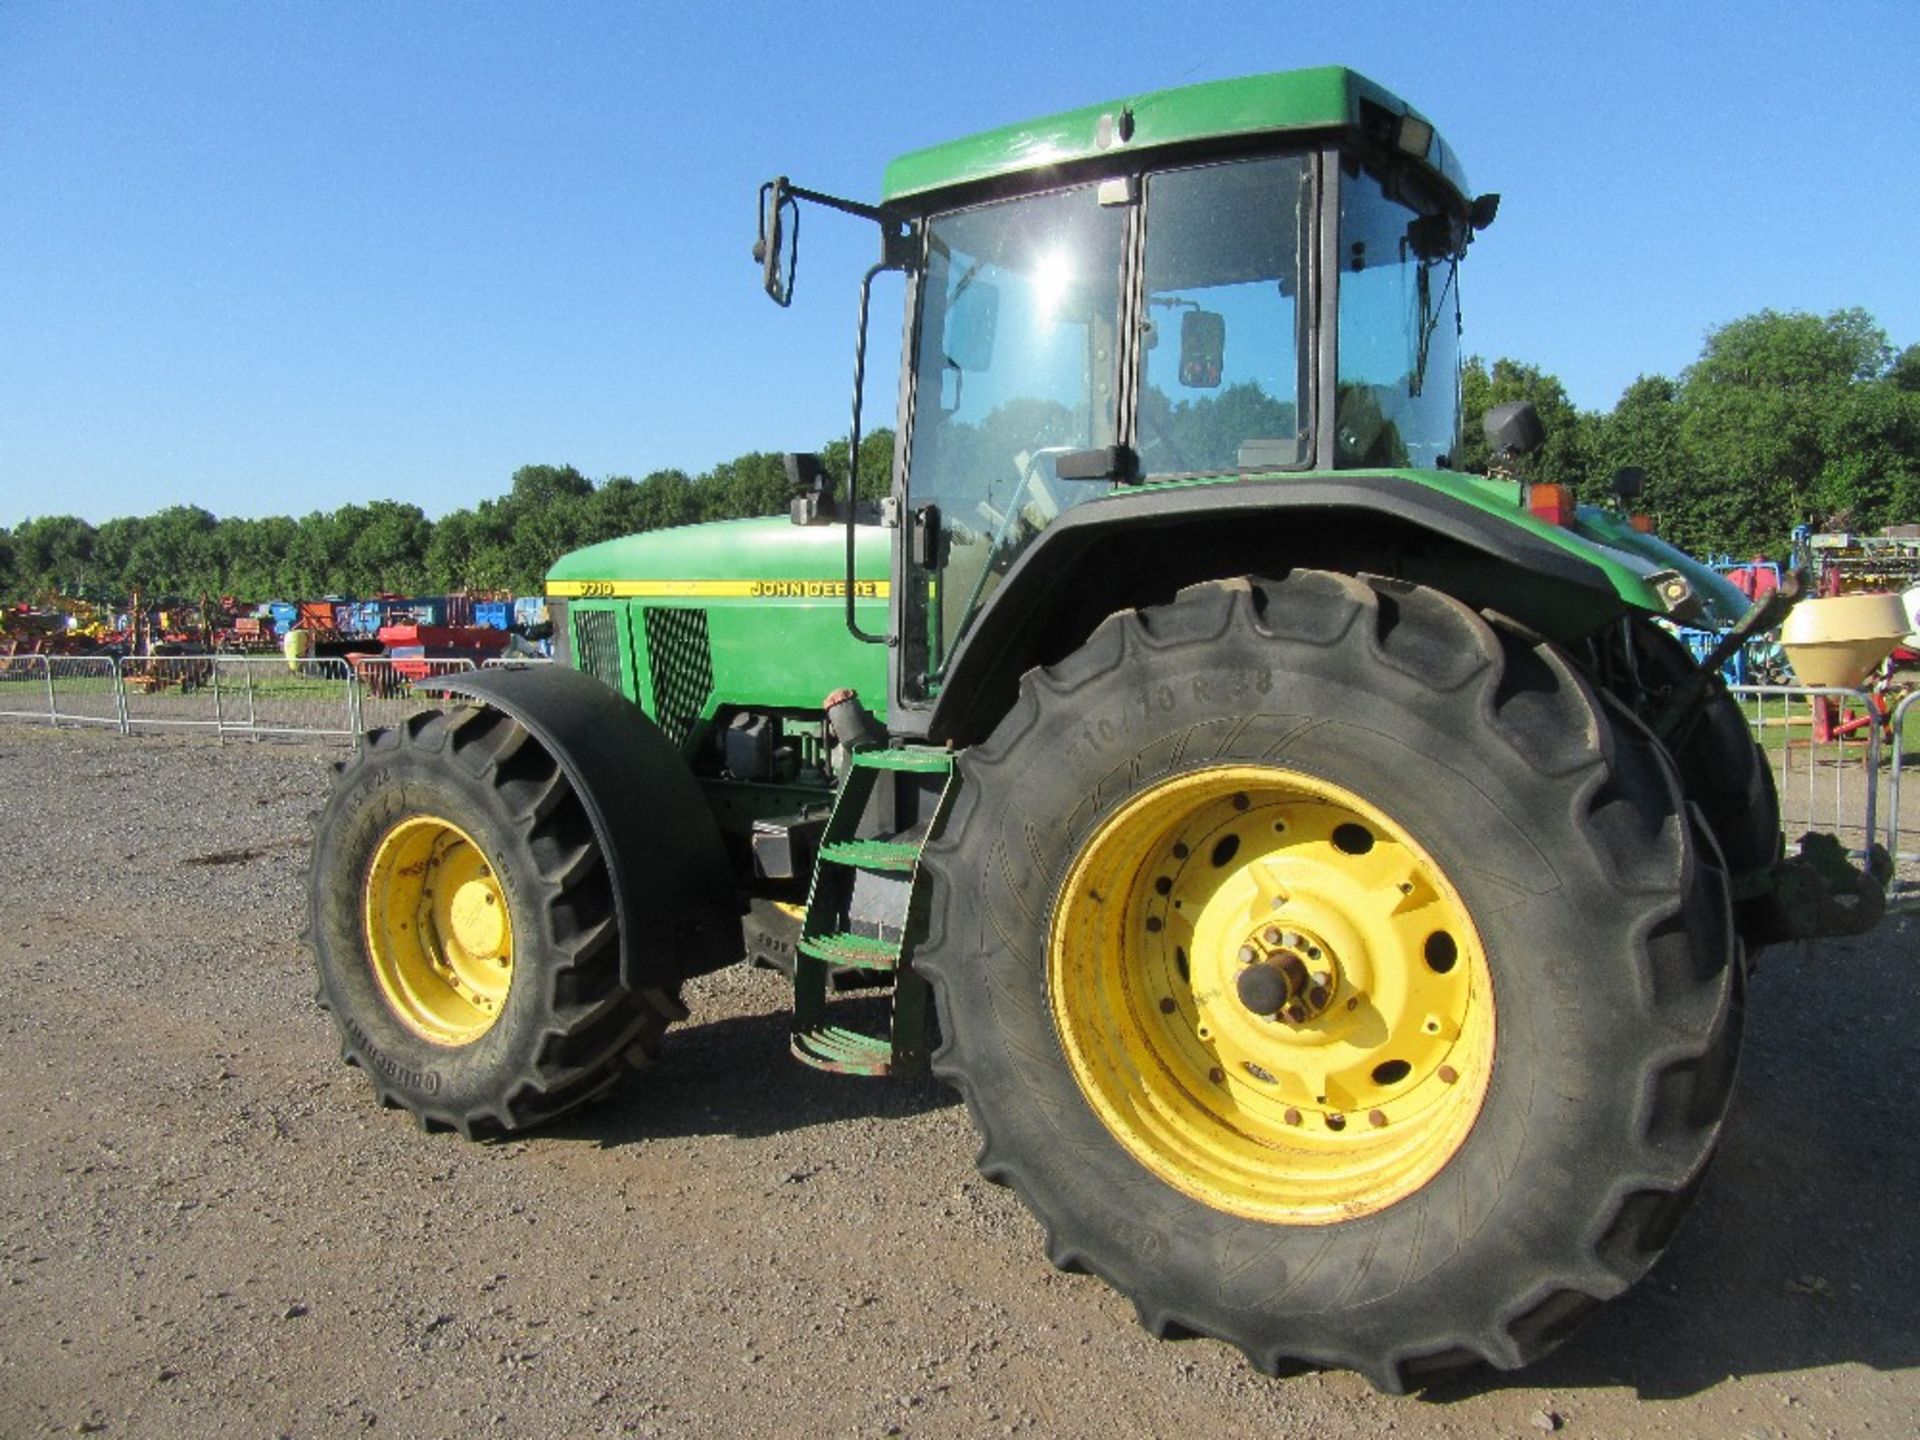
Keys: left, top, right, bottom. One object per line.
{"left": 1459, "top": 307, "right": 1920, "bottom": 558}
{"left": 0, "top": 431, "right": 895, "bottom": 607}
{"left": 3, "top": 307, "right": 1915, "bottom": 608}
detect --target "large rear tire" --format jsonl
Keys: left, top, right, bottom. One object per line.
{"left": 1601, "top": 619, "right": 1782, "bottom": 943}
{"left": 309, "top": 705, "right": 682, "bottom": 1138}
{"left": 916, "top": 572, "right": 1739, "bottom": 1390}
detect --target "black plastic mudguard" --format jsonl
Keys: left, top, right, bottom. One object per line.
{"left": 417, "top": 665, "right": 744, "bottom": 988}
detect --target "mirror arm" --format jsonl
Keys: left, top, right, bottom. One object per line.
{"left": 784, "top": 182, "right": 889, "bottom": 226}
{"left": 844, "top": 260, "right": 898, "bottom": 647}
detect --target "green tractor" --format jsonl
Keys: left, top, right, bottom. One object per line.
{"left": 308, "top": 66, "right": 1884, "bottom": 1390}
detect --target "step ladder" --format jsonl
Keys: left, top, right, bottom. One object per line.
{"left": 791, "top": 745, "right": 955, "bottom": 1075}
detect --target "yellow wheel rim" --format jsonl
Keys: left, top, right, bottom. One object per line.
{"left": 1049, "top": 766, "right": 1494, "bottom": 1224}
{"left": 364, "top": 815, "right": 514, "bottom": 1046}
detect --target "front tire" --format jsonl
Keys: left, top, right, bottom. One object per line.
{"left": 309, "top": 705, "right": 681, "bottom": 1138}
{"left": 917, "top": 573, "right": 1739, "bottom": 1390}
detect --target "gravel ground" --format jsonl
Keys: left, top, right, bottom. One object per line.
{"left": 1, "top": 724, "right": 1914, "bottom": 1439}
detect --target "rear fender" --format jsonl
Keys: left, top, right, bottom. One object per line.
{"left": 419, "top": 665, "right": 744, "bottom": 986}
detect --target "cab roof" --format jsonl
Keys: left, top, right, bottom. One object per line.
{"left": 881, "top": 65, "right": 1469, "bottom": 208}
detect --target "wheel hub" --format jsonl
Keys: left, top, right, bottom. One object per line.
{"left": 449, "top": 878, "right": 508, "bottom": 960}
{"left": 1234, "top": 923, "right": 1337, "bottom": 1024}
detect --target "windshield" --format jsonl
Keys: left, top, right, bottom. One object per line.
{"left": 1334, "top": 159, "right": 1463, "bottom": 469}
{"left": 1137, "top": 156, "right": 1311, "bottom": 477}
{"left": 904, "top": 184, "right": 1126, "bottom": 673}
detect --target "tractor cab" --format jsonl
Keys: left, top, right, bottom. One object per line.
{"left": 890, "top": 140, "right": 1479, "bottom": 687}
{"left": 755, "top": 71, "right": 1667, "bottom": 738}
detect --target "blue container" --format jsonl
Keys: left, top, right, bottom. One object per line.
{"left": 267, "top": 601, "right": 299, "bottom": 633}
{"left": 513, "top": 596, "right": 548, "bottom": 629}
{"left": 403, "top": 597, "right": 446, "bottom": 627}
{"left": 474, "top": 601, "right": 510, "bottom": 630}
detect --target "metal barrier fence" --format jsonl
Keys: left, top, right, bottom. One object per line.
{"left": 1887, "top": 690, "right": 1918, "bottom": 907}
{"left": 354, "top": 657, "right": 479, "bottom": 734}
{"left": 1728, "top": 683, "right": 1912, "bottom": 909}
{"left": 1, "top": 657, "right": 1909, "bottom": 907}
{"left": 0, "top": 653, "right": 469, "bottom": 744}
{"left": 49, "top": 656, "right": 121, "bottom": 728}
{"left": 0, "top": 654, "right": 57, "bottom": 724}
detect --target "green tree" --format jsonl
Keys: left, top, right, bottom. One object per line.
{"left": 820, "top": 427, "right": 898, "bottom": 503}
{"left": 424, "top": 503, "right": 516, "bottom": 594}
{"left": 584, "top": 469, "right": 698, "bottom": 541}
{"left": 696, "top": 451, "right": 790, "bottom": 524}
{"left": 338, "top": 500, "right": 432, "bottom": 594}
{"left": 1890, "top": 344, "right": 1920, "bottom": 394}
{"left": 1674, "top": 308, "right": 1914, "bottom": 551}
{"left": 9, "top": 515, "right": 99, "bottom": 599}
{"left": 1689, "top": 306, "right": 1890, "bottom": 391}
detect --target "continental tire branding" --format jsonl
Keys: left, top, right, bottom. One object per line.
{"left": 345, "top": 1017, "right": 442, "bottom": 1096}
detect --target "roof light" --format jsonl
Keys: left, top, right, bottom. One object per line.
{"left": 1629, "top": 513, "right": 1654, "bottom": 534}
{"left": 1397, "top": 115, "right": 1434, "bottom": 159}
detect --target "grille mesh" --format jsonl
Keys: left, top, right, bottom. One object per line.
{"left": 643, "top": 607, "right": 713, "bottom": 745}
{"left": 572, "top": 609, "right": 624, "bottom": 695}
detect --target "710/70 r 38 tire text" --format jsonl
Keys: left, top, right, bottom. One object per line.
{"left": 915, "top": 571, "right": 1741, "bottom": 1391}
{"left": 307, "top": 705, "right": 682, "bottom": 1139}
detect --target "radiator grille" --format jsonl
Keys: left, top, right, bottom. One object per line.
{"left": 572, "top": 609, "right": 624, "bottom": 695}
{"left": 643, "top": 607, "right": 713, "bottom": 745}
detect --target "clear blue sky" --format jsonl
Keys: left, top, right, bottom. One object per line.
{"left": 3, "top": 1, "right": 1915, "bottom": 526}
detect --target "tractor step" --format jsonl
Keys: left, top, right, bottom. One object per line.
{"left": 796, "top": 929, "right": 902, "bottom": 970}
{"left": 790, "top": 745, "right": 955, "bottom": 1076}
{"left": 818, "top": 838, "right": 919, "bottom": 873}
{"left": 791, "top": 1024, "right": 896, "bottom": 1076}
{"left": 839, "top": 747, "right": 954, "bottom": 773}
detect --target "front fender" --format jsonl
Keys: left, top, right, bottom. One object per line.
{"left": 419, "top": 665, "right": 744, "bottom": 986}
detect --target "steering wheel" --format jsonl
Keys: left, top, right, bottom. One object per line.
{"left": 1136, "top": 404, "right": 1192, "bottom": 476}
{"left": 957, "top": 445, "right": 1078, "bottom": 634}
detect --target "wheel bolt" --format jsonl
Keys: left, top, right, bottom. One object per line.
{"left": 1238, "top": 945, "right": 1258, "bottom": 965}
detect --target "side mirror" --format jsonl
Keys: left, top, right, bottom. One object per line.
{"left": 1482, "top": 400, "right": 1545, "bottom": 458}
{"left": 945, "top": 280, "right": 1000, "bottom": 373}
{"left": 1178, "top": 309, "right": 1225, "bottom": 389}
{"left": 754, "top": 177, "right": 800, "bottom": 307}
{"left": 1611, "top": 466, "right": 1647, "bottom": 501}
